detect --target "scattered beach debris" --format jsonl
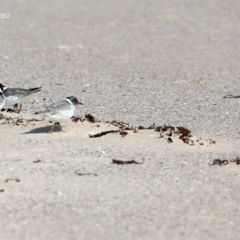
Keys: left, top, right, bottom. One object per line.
{"left": 230, "top": 156, "right": 240, "bottom": 164}
{"left": 119, "top": 130, "right": 128, "bottom": 137}
{"left": 156, "top": 125, "right": 192, "bottom": 144}
{"left": 112, "top": 159, "right": 144, "bottom": 165}
{"left": 138, "top": 123, "right": 155, "bottom": 130}
{"left": 71, "top": 116, "right": 84, "bottom": 122}
{"left": 85, "top": 114, "right": 96, "bottom": 123}
{"left": 75, "top": 171, "right": 97, "bottom": 177}
{"left": 209, "top": 159, "right": 229, "bottom": 166}
{"left": 5, "top": 178, "right": 21, "bottom": 183}
{"left": 6, "top": 108, "right": 15, "bottom": 113}
{"left": 147, "top": 123, "right": 155, "bottom": 129}
{"left": 0, "top": 115, "right": 42, "bottom": 126}
{"left": 155, "top": 124, "right": 215, "bottom": 146}
{"left": 33, "top": 160, "right": 42, "bottom": 163}
{"left": 89, "top": 130, "right": 119, "bottom": 138}
{"left": 109, "top": 120, "right": 154, "bottom": 131}
{"left": 209, "top": 156, "right": 240, "bottom": 166}
{"left": 223, "top": 94, "right": 240, "bottom": 98}
{"left": 59, "top": 115, "right": 216, "bottom": 145}
{"left": 0, "top": 111, "right": 216, "bottom": 147}
{"left": 86, "top": 121, "right": 215, "bottom": 145}
{"left": 110, "top": 120, "right": 134, "bottom": 130}
{"left": 71, "top": 114, "right": 98, "bottom": 123}
{"left": 0, "top": 189, "right": 5, "bottom": 192}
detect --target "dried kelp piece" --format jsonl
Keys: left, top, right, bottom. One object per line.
{"left": 89, "top": 130, "right": 119, "bottom": 138}
{"left": 167, "top": 131, "right": 172, "bottom": 137}
{"left": 33, "top": 160, "right": 42, "bottom": 163}
{"left": 85, "top": 114, "right": 96, "bottom": 123}
{"left": 5, "top": 178, "right": 21, "bottom": 182}
{"left": 112, "top": 159, "right": 144, "bottom": 165}
{"left": 155, "top": 125, "right": 193, "bottom": 144}
{"left": 155, "top": 125, "right": 175, "bottom": 132}
{"left": 147, "top": 123, "right": 155, "bottom": 129}
{"left": 119, "top": 130, "right": 128, "bottom": 137}
{"left": 111, "top": 120, "right": 128, "bottom": 126}
{"left": 76, "top": 173, "right": 98, "bottom": 176}
{"left": 176, "top": 126, "right": 192, "bottom": 137}
{"left": 223, "top": 94, "right": 240, "bottom": 98}
{"left": 71, "top": 116, "right": 84, "bottom": 122}
{"left": 162, "top": 125, "right": 175, "bottom": 132}
{"left": 6, "top": 108, "right": 14, "bottom": 113}
{"left": 137, "top": 123, "right": 155, "bottom": 130}
{"left": 123, "top": 126, "right": 134, "bottom": 130}
{"left": 111, "top": 120, "right": 133, "bottom": 130}
{"left": 209, "top": 159, "right": 229, "bottom": 166}
{"left": 230, "top": 156, "right": 240, "bottom": 164}
{"left": 176, "top": 126, "right": 192, "bottom": 144}
{"left": 0, "top": 189, "right": 4, "bottom": 192}
{"left": 75, "top": 171, "right": 97, "bottom": 176}
{"left": 210, "top": 156, "right": 240, "bottom": 166}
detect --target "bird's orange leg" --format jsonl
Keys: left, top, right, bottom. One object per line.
{"left": 48, "top": 122, "right": 55, "bottom": 134}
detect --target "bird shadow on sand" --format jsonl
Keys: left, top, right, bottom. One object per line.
{"left": 23, "top": 125, "right": 62, "bottom": 134}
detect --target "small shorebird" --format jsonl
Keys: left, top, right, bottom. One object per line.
{"left": 0, "top": 83, "right": 42, "bottom": 113}
{"left": 35, "top": 96, "right": 82, "bottom": 133}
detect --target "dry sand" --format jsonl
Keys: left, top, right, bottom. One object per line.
{"left": 1, "top": 0, "right": 240, "bottom": 239}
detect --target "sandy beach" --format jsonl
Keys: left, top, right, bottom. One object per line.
{"left": 0, "top": 0, "right": 240, "bottom": 239}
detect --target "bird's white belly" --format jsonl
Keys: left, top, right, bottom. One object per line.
{"left": 4, "top": 96, "right": 19, "bottom": 106}
{"left": 5, "top": 95, "right": 33, "bottom": 106}
{"left": 0, "top": 98, "right": 5, "bottom": 110}
{"left": 44, "top": 108, "right": 74, "bottom": 122}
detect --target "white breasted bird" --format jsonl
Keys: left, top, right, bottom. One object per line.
{"left": 0, "top": 83, "right": 42, "bottom": 113}
{"left": 35, "top": 96, "right": 82, "bottom": 133}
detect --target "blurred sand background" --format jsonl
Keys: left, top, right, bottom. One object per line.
{"left": 0, "top": 0, "right": 240, "bottom": 239}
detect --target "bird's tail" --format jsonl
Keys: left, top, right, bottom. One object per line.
{"left": 29, "top": 87, "right": 42, "bottom": 93}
